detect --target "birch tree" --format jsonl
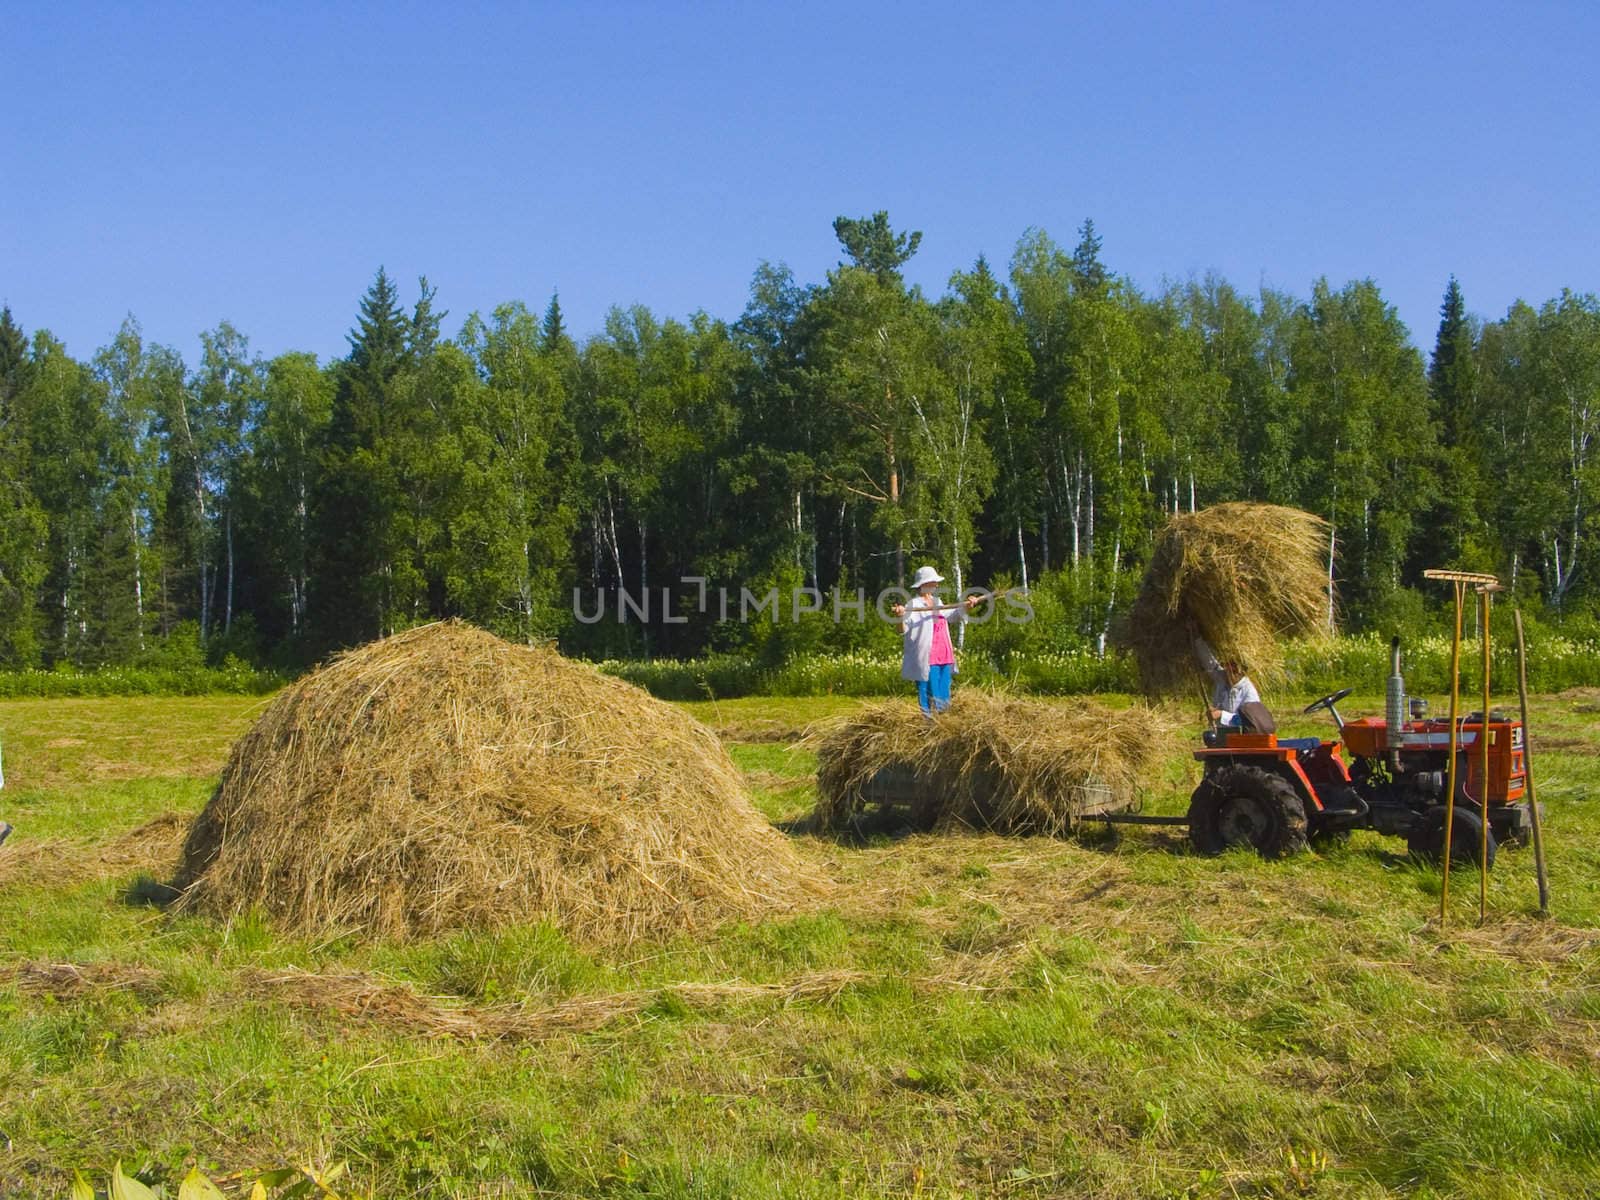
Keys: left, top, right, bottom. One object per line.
{"left": 453, "top": 304, "right": 577, "bottom": 642}
{"left": 246, "top": 352, "right": 332, "bottom": 641}
{"left": 1528, "top": 292, "right": 1600, "bottom": 606}
{"left": 91, "top": 320, "right": 178, "bottom": 657}
{"left": 1287, "top": 279, "right": 1433, "bottom": 622}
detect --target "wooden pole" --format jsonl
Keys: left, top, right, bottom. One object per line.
{"left": 905, "top": 587, "right": 1026, "bottom": 614}
{"left": 1441, "top": 580, "right": 1464, "bottom": 922}
{"left": 1478, "top": 586, "right": 1493, "bottom": 924}
{"left": 1513, "top": 609, "right": 1551, "bottom": 914}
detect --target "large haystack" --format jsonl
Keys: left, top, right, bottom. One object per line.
{"left": 813, "top": 693, "right": 1174, "bottom": 836}
{"left": 1122, "top": 502, "right": 1330, "bottom": 696}
{"left": 173, "top": 622, "right": 822, "bottom": 945}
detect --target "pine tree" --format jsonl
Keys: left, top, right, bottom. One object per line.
{"left": 832, "top": 211, "right": 923, "bottom": 285}
{"left": 811, "top": 216, "right": 936, "bottom": 586}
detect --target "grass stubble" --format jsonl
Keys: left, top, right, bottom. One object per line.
{"left": 0, "top": 688, "right": 1597, "bottom": 1198}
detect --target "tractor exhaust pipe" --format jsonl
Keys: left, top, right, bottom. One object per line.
{"left": 1387, "top": 636, "right": 1406, "bottom": 772}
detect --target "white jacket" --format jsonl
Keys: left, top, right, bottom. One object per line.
{"left": 1193, "top": 636, "right": 1260, "bottom": 727}
{"left": 900, "top": 594, "right": 967, "bottom": 681}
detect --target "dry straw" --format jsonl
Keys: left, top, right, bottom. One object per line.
{"left": 172, "top": 622, "right": 824, "bottom": 945}
{"left": 1122, "top": 502, "right": 1331, "bottom": 695}
{"left": 812, "top": 692, "right": 1175, "bottom": 835}
{"left": 0, "top": 812, "right": 189, "bottom": 890}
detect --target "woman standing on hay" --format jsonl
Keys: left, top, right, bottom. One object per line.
{"left": 893, "top": 565, "right": 982, "bottom": 715}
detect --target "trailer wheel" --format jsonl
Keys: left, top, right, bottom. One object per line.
{"left": 1189, "top": 766, "right": 1308, "bottom": 859}
{"left": 1407, "top": 807, "right": 1497, "bottom": 870}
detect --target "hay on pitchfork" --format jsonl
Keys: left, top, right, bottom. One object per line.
{"left": 171, "top": 622, "right": 824, "bottom": 946}
{"left": 1122, "top": 502, "right": 1331, "bottom": 696}
{"left": 812, "top": 692, "right": 1175, "bottom": 836}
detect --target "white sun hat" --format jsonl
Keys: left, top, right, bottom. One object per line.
{"left": 910, "top": 565, "right": 945, "bottom": 589}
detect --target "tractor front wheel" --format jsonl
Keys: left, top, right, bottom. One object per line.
{"left": 1189, "top": 766, "right": 1308, "bottom": 859}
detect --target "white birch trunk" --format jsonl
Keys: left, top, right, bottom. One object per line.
{"left": 1099, "top": 532, "right": 1121, "bottom": 656}
{"left": 1085, "top": 467, "right": 1095, "bottom": 563}
{"left": 225, "top": 512, "right": 234, "bottom": 634}
{"left": 639, "top": 518, "right": 649, "bottom": 657}
{"left": 1327, "top": 524, "right": 1337, "bottom": 633}
{"left": 954, "top": 538, "right": 966, "bottom": 649}
{"left": 605, "top": 481, "right": 624, "bottom": 584}
{"left": 130, "top": 505, "right": 144, "bottom": 651}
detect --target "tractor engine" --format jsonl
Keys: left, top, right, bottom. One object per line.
{"left": 1337, "top": 638, "right": 1531, "bottom": 842}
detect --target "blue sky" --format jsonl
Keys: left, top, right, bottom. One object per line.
{"left": 3, "top": 1, "right": 1596, "bottom": 365}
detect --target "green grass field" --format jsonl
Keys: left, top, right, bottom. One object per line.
{"left": 3, "top": 688, "right": 1599, "bottom": 1199}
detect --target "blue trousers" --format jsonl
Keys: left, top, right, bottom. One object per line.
{"left": 917, "top": 663, "right": 953, "bottom": 714}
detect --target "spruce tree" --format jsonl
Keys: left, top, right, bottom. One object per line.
{"left": 1425, "top": 276, "right": 1487, "bottom": 567}
{"left": 1429, "top": 276, "right": 1476, "bottom": 409}
{"left": 310, "top": 269, "right": 413, "bottom": 649}
{"left": 0, "top": 308, "right": 47, "bottom": 665}
{"left": 408, "top": 276, "right": 446, "bottom": 361}
{"left": 540, "top": 291, "right": 570, "bottom": 353}
{"left": 0, "top": 306, "right": 31, "bottom": 403}
{"left": 1070, "top": 219, "right": 1107, "bottom": 296}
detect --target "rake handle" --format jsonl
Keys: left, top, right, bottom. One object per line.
{"left": 905, "top": 587, "right": 1026, "bottom": 614}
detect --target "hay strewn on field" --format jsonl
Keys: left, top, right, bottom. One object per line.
{"left": 0, "top": 812, "right": 190, "bottom": 890}
{"left": 813, "top": 693, "right": 1174, "bottom": 836}
{"left": 171, "top": 622, "right": 823, "bottom": 945}
{"left": 1123, "top": 502, "right": 1330, "bottom": 695}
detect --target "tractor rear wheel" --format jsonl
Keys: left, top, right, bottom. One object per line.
{"left": 1188, "top": 766, "right": 1308, "bottom": 859}
{"left": 1407, "top": 807, "right": 1497, "bottom": 870}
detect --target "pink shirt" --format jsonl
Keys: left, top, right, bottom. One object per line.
{"left": 929, "top": 614, "right": 955, "bottom": 666}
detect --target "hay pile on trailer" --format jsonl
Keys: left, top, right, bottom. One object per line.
{"left": 813, "top": 693, "right": 1174, "bottom": 836}
{"left": 172, "top": 622, "right": 822, "bottom": 945}
{"left": 1123, "top": 502, "right": 1331, "bottom": 695}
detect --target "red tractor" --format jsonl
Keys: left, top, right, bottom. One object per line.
{"left": 1186, "top": 638, "right": 1532, "bottom": 864}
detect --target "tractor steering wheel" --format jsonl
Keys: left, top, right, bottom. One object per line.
{"left": 1303, "top": 687, "right": 1353, "bottom": 716}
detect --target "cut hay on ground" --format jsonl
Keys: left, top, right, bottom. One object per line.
{"left": 0, "top": 812, "right": 190, "bottom": 890}
{"left": 172, "top": 622, "right": 823, "bottom": 945}
{"left": 812, "top": 693, "right": 1175, "bottom": 836}
{"left": 242, "top": 966, "right": 868, "bottom": 1044}
{"left": 1123, "top": 502, "right": 1330, "bottom": 696}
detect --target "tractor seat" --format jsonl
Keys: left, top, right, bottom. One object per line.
{"left": 1278, "top": 737, "right": 1322, "bottom": 755}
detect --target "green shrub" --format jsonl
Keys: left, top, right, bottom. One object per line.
{"left": 0, "top": 661, "right": 284, "bottom": 698}
{"left": 1283, "top": 629, "right": 1600, "bottom": 696}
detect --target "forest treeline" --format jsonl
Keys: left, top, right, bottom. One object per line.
{"left": 2, "top": 213, "right": 1598, "bottom": 670}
